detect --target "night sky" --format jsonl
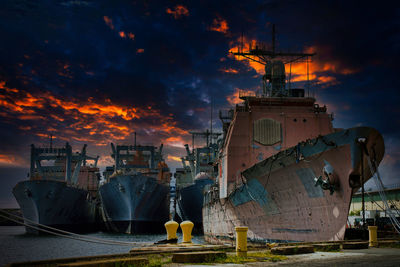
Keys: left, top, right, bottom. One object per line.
{"left": 0, "top": 0, "right": 399, "bottom": 208}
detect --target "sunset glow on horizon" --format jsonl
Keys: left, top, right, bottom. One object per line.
{"left": 0, "top": 81, "right": 190, "bottom": 153}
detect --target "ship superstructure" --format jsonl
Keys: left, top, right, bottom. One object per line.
{"left": 99, "top": 139, "right": 171, "bottom": 234}
{"left": 13, "top": 142, "right": 100, "bottom": 234}
{"left": 203, "top": 26, "right": 385, "bottom": 243}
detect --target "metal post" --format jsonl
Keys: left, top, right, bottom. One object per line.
{"left": 50, "top": 134, "right": 53, "bottom": 151}
{"left": 65, "top": 142, "right": 72, "bottom": 183}
{"left": 181, "top": 221, "right": 194, "bottom": 243}
{"left": 30, "top": 144, "right": 35, "bottom": 178}
{"left": 206, "top": 129, "right": 209, "bottom": 147}
{"left": 134, "top": 132, "right": 137, "bottom": 148}
{"left": 272, "top": 24, "right": 275, "bottom": 54}
{"left": 289, "top": 62, "right": 292, "bottom": 90}
{"left": 150, "top": 147, "right": 155, "bottom": 169}
{"left": 115, "top": 146, "right": 120, "bottom": 170}
{"left": 361, "top": 149, "right": 366, "bottom": 228}
{"left": 210, "top": 91, "right": 213, "bottom": 145}
{"left": 236, "top": 226, "right": 248, "bottom": 257}
{"left": 307, "top": 56, "right": 310, "bottom": 97}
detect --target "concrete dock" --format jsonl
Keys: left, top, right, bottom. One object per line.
{"left": 7, "top": 240, "right": 400, "bottom": 266}
{"left": 208, "top": 248, "right": 400, "bottom": 267}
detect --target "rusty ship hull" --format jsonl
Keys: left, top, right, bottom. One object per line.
{"left": 99, "top": 174, "right": 169, "bottom": 234}
{"left": 203, "top": 127, "right": 384, "bottom": 243}
{"left": 13, "top": 180, "right": 98, "bottom": 234}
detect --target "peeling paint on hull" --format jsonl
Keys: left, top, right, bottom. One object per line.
{"left": 203, "top": 127, "right": 384, "bottom": 244}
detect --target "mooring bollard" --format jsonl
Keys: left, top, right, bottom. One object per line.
{"left": 368, "top": 226, "right": 378, "bottom": 247}
{"left": 235, "top": 226, "right": 248, "bottom": 257}
{"left": 165, "top": 220, "right": 179, "bottom": 241}
{"left": 180, "top": 221, "right": 194, "bottom": 243}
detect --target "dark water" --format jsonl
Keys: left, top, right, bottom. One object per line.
{"left": 0, "top": 226, "right": 205, "bottom": 266}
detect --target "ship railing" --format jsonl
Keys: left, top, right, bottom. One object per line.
{"left": 238, "top": 90, "right": 257, "bottom": 98}
{"left": 219, "top": 109, "right": 234, "bottom": 121}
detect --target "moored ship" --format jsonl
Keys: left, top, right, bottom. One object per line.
{"left": 99, "top": 141, "right": 171, "bottom": 234}
{"left": 13, "top": 143, "right": 100, "bottom": 234}
{"left": 203, "top": 28, "right": 385, "bottom": 244}
{"left": 175, "top": 130, "right": 219, "bottom": 230}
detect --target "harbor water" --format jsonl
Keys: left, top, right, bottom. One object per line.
{"left": 0, "top": 226, "right": 205, "bottom": 266}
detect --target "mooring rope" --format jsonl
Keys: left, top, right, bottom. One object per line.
{"left": 364, "top": 151, "right": 400, "bottom": 234}
{"left": 0, "top": 209, "right": 153, "bottom": 246}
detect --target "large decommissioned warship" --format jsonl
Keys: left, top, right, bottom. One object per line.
{"left": 13, "top": 143, "right": 100, "bottom": 234}
{"left": 99, "top": 138, "right": 171, "bottom": 234}
{"left": 175, "top": 130, "right": 219, "bottom": 230}
{"left": 203, "top": 27, "right": 385, "bottom": 244}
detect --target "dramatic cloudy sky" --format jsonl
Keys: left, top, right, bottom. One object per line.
{"left": 0, "top": 0, "right": 399, "bottom": 207}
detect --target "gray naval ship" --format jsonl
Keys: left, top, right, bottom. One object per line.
{"left": 175, "top": 130, "right": 219, "bottom": 231}
{"left": 99, "top": 140, "right": 171, "bottom": 234}
{"left": 202, "top": 27, "right": 385, "bottom": 244}
{"left": 13, "top": 143, "right": 100, "bottom": 234}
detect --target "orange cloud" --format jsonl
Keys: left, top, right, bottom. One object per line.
{"left": 161, "top": 133, "right": 189, "bottom": 148}
{"left": 19, "top": 125, "right": 32, "bottom": 131}
{"left": 226, "top": 88, "right": 255, "bottom": 105}
{"left": 0, "top": 81, "right": 190, "bottom": 150}
{"left": 103, "top": 16, "right": 114, "bottom": 30}
{"left": 50, "top": 114, "right": 65, "bottom": 122}
{"left": 36, "top": 133, "right": 51, "bottom": 138}
{"left": 316, "top": 76, "right": 338, "bottom": 87}
{"left": 97, "top": 155, "right": 114, "bottom": 168}
{"left": 164, "top": 136, "right": 183, "bottom": 143}
{"left": 137, "top": 48, "right": 144, "bottom": 54}
{"left": 166, "top": 5, "right": 189, "bottom": 19}
{"left": 19, "top": 115, "right": 46, "bottom": 120}
{"left": 0, "top": 154, "right": 23, "bottom": 166}
{"left": 228, "top": 37, "right": 264, "bottom": 74}
{"left": 209, "top": 17, "right": 229, "bottom": 34}
{"left": 167, "top": 155, "right": 182, "bottom": 162}
{"left": 0, "top": 81, "right": 18, "bottom": 93}
{"left": 219, "top": 68, "right": 239, "bottom": 74}
{"left": 103, "top": 16, "right": 135, "bottom": 40}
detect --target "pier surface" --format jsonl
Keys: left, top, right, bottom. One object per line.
{"left": 7, "top": 240, "right": 400, "bottom": 267}
{"left": 166, "top": 247, "right": 400, "bottom": 266}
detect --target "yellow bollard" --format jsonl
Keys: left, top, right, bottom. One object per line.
{"left": 180, "top": 221, "right": 194, "bottom": 243}
{"left": 164, "top": 220, "right": 179, "bottom": 241}
{"left": 368, "top": 226, "right": 378, "bottom": 247}
{"left": 235, "top": 226, "right": 248, "bottom": 257}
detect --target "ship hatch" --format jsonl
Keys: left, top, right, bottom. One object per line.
{"left": 253, "top": 118, "right": 281, "bottom": 145}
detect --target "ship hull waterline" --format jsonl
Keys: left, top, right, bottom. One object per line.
{"left": 176, "top": 178, "right": 214, "bottom": 232}
{"left": 99, "top": 174, "right": 169, "bottom": 234}
{"left": 203, "top": 127, "right": 384, "bottom": 244}
{"left": 13, "top": 180, "right": 98, "bottom": 234}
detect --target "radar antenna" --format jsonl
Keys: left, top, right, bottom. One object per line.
{"left": 232, "top": 24, "right": 315, "bottom": 97}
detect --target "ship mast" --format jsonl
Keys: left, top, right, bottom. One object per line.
{"left": 232, "top": 24, "right": 315, "bottom": 97}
